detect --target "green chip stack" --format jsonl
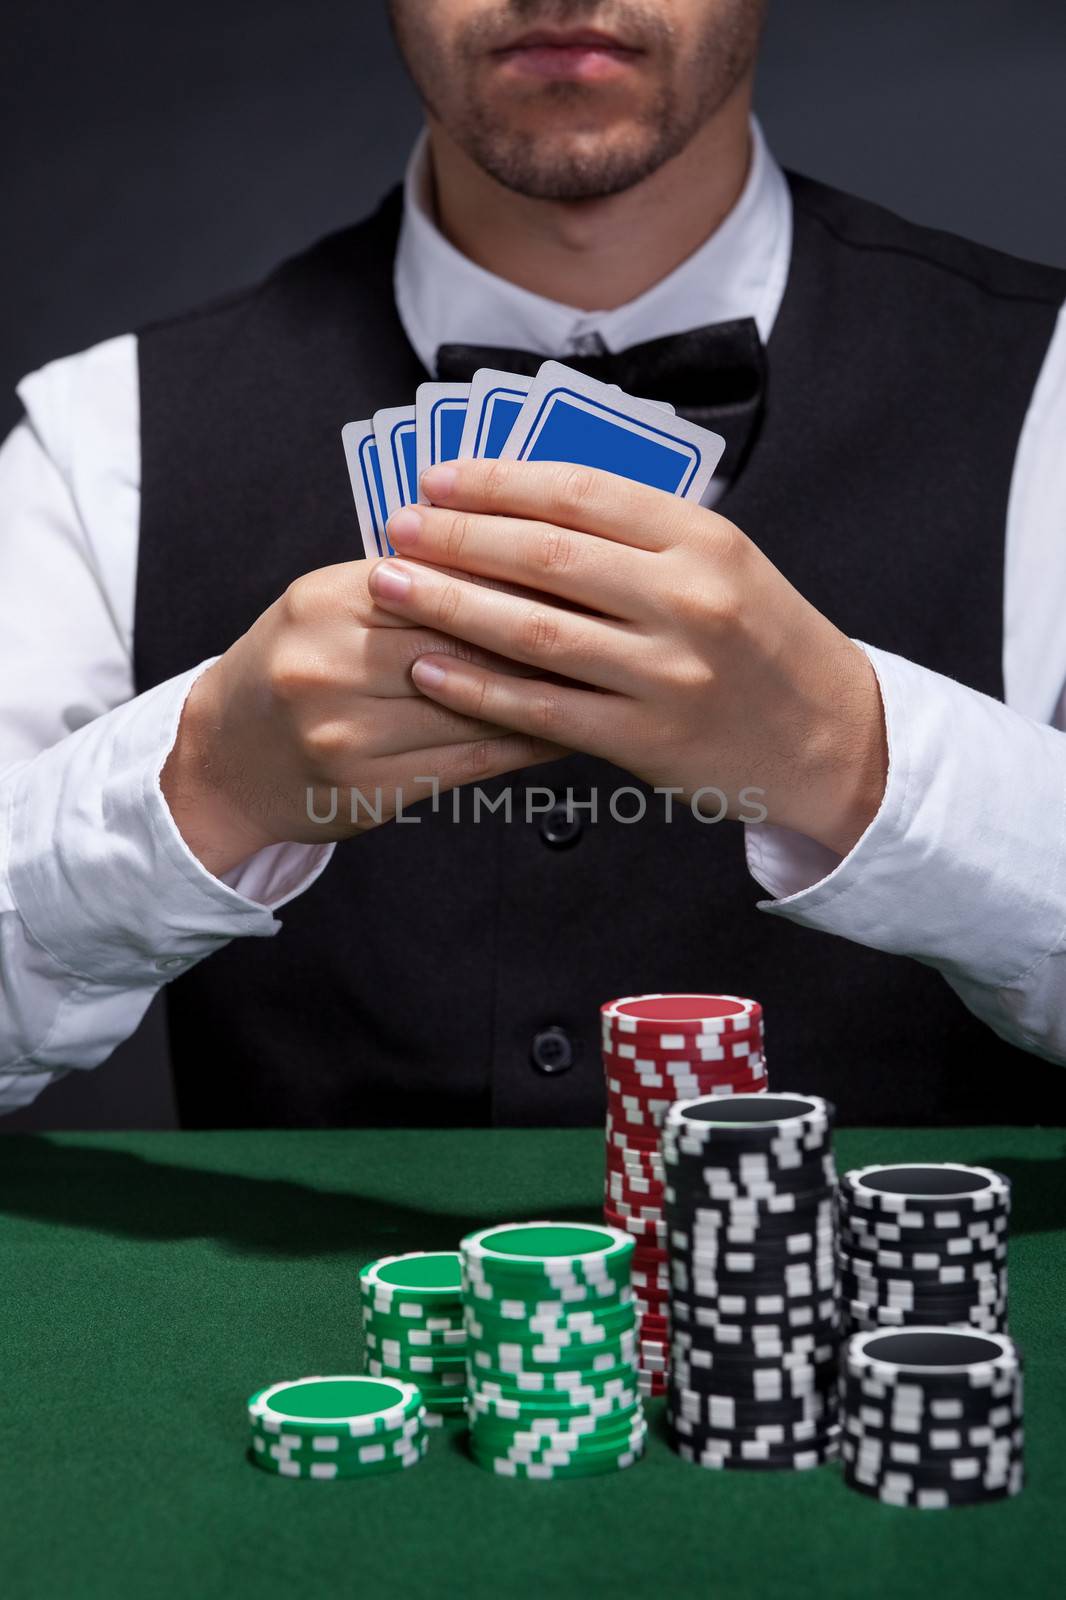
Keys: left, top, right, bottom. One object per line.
{"left": 360, "top": 1251, "right": 468, "bottom": 1422}
{"left": 248, "top": 1375, "right": 428, "bottom": 1479}
{"left": 460, "top": 1220, "right": 647, "bottom": 1478}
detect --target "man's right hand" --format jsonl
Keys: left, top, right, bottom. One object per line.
{"left": 160, "top": 560, "right": 566, "bottom": 877}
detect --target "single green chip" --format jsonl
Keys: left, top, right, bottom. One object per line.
{"left": 461, "top": 1222, "right": 634, "bottom": 1291}
{"left": 251, "top": 1445, "right": 427, "bottom": 1480}
{"left": 369, "top": 1348, "right": 469, "bottom": 1368}
{"left": 468, "top": 1382, "right": 639, "bottom": 1415}
{"left": 249, "top": 1375, "right": 422, "bottom": 1435}
{"left": 464, "top": 1285, "right": 629, "bottom": 1306}
{"left": 252, "top": 1437, "right": 420, "bottom": 1460}
{"left": 469, "top": 1345, "right": 634, "bottom": 1379}
{"left": 467, "top": 1302, "right": 635, "bottom": 1336}
{"left": 471, "top": 1411, "right": 643, "bottom": 1450}
{"left": 366, "top": 1357, "right": 466, "bottom": 1379}
{"left": 481, "top": 1224, "right": 621, "bottom": 1259}
{"left": 363, "top": 1309, "right": 466, "bottom": 1334}
{"left": 470, "top": 1440, "right": 645, "bottom": 1478}
{"left": 476, "top": 1427, "right": 647, "bottom": 1464}
{"left": 269, "top": 1378, "right": 402, "bottom": 1420}
{"left": 368, "top": 1252, "right": 464, "bottom": 1292}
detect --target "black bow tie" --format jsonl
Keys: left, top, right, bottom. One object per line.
{"left": 436, "top": 317, "right": 766, "bottom": 479}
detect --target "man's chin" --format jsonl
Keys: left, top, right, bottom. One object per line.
{"left": 468, "top": 121, "right": 664, "bottom": 193}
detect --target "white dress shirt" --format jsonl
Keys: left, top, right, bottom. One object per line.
{"left": 3, "top": 121, "right": 1066, "bottom": 1112}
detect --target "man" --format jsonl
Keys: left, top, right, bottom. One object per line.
{"left": 2, "top": 0, "right": 1065, "bottom": 1127}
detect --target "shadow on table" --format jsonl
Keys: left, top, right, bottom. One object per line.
{"left": 965, "top": 1148, "right": 1066, "bottom": 1235}
{"left": 0, "top": 1137, "right": 596, "bottom": 1259}
{"left": 2, "top": 1139, "right": 1061, "bottom": 1259}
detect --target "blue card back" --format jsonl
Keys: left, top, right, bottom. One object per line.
{"left": 514, "top": 386, "right": 702, "bottom": 495}
{"left": 388, "top": 419, "right": 419, "bottom": 505}
{"left": 475, "top": 389, "right": 526, "bottom": 458}
{"left": 432, "top": 398, "right": 468, "bottom": 462}
{"left": 360, "top": 434, "right": 391, "bottom": 555}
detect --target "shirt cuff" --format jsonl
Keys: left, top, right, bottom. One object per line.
{"left": 743, "top": 642, "right": 1066, "bottom": 990}
{"left": 6, "top": 661, "right": 334, "bottom": 987}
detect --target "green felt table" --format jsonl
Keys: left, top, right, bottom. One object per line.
{"left": 1, "top": 1126, "right": 1064, "bottom": 1599}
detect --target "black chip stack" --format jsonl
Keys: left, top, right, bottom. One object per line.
{"left": 663, "top": 1092, "right": 842, "bottom": 1471}
{"left": 838, "top": 1164, "right": 1010, "bottom": 1337}
{"left": 840, "top": 1327, "right": 1024, "bottom": 1507}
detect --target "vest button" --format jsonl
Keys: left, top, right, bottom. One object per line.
{"left": 530, "top": 1027, "right": 575, "bottom": 1076}
{"left": 540, "top": 803, "right": 583, "bottom": 849}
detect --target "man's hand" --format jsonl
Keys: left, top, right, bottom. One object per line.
{"left": 161, "top": 560, "right": 565, "bottom": 877}
{"left": 367, "top": 460, "right": 888, "bottom": 856}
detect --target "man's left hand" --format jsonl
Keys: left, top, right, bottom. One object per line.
{"left": 369, "top": 460, "right": 887, "bottom": 855}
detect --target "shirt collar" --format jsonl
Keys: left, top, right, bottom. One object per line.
{"left": 394, "top": 117, "right": 792, "bottom": 376}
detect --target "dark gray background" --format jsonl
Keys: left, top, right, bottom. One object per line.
{"left": 3, "top": 0, "right": 1065, "bottom": 1130}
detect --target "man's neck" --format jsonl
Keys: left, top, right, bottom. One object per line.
{"left": 426, "top": 88, "right": 754, "bottom": 313}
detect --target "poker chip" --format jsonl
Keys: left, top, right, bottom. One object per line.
{"left": 468, "top": 1379, "right": 639, "bottom": 1417}
{"left": 672, "top": 1432, "right": 840, "bottom": 1472}
{"left": 839, "top": 1327, "right": 1024, "bottom": 1507}
{"left": 608, "top": 1069, "right": 767, "bottom": 1113}
{"left": 602, "top": 1039, "right": 766, "bottom": 1068}
{"left": 247, "top": 1375, "right": 429, "bottom": 1479}
{"left": 837, "top": 1166, "right": 1010, "bottom": 1337}
{"left": 474, "top": 1439, "right": 647, "bottom": 1479}
{"left": 603, "top": 1048, "right": 766, "bottom": 1078}
{"left": 460, "top": 1221, "right": 646, "bottom": 1476}
{"left": 601, "top": 993, "right": 764, "bottom": 1039}
{"left": 662, "top": 1092, "right": 840, "bottom": 1470}
{"left": 359, "top": 1252, "right": 468, "bottom": 1419}
{"left": 608, "top": 1074, "right": 767, "bottom": 1105}
{"left": 601, "top": 992, "right": 768, "bottom": 1394}
{"left": 603, "top": 1026, "right": 764, "bottom": 1055}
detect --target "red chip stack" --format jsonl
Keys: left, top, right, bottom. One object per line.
{"left": 600, "top": 994, "right": 769, "bottom": 1398}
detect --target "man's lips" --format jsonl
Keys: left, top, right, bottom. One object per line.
{"left": 492, "top": 29, "right": 644, "bottom": 83}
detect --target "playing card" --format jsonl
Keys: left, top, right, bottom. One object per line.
{"left": 373, "top": 406, "right": 419, "bottom": 515}
{"left": 457, "top": 369, "right": 533, "bottom": 460}
{"left": 499, "top": 361, "right": 724, "bottom": 503}
{"left": 341, "top": 420, "right": 391, "bottom": 558}
{"left": 415, "top": 382, "right": 470, "bottom": 502}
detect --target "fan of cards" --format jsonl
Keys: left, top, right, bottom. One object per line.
{"left": 342, "top": 360, "right": 727, "bottom": 559}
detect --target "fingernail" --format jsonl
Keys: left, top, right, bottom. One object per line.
{"left": 387, "top": 507, "right": 423, "bottom": 546}
{"left": 412, "top": 657, "right": 447, "bottom": 689}
{"left": 371, "top": 561, "right": 413, "bottom": 601}
{"left": 421, "top": 464, "right": 457, "bottom": 501}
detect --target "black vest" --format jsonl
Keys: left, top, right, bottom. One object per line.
{"left": 135, "top": 174, "right": 1066, "bottom": 1129}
